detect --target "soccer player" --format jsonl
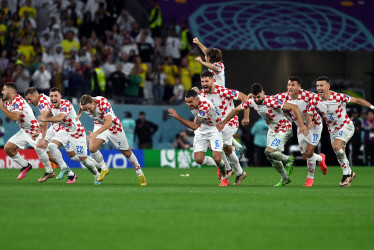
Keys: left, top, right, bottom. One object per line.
{"left": 77, "top": 95, "right": 147, "bottom": 186}
{"left": 217, "top": 83, "right": 309, "bottom": 186}
{"left": 196, "top": 70, "right": 249, "bottom": 185}
{"left": 168, "top": 89, "right": 228, "bottom": 186}
{"left": 308, "top": 76, "right": 374, "bottom": 187}
{"left": 0, "top": 82, "right": 54, "bottom": 181}
{"left": 193, "top": 37, "right": 246, "bottom": 159}
{"left": 39, "top": 88, "right": 99, "bottom": 184}
{"left": 274, "top": 77, "right": 328, "bottom": 187}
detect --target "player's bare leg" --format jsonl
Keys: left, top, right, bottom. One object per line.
{"left": 333, "top": 139, "right": 355, "bottom": 187}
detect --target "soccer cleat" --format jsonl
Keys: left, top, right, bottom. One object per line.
{"left": 319, "top": 154, "right": 328, "bottom": 175}
{"left": 340, "top": 172, "right": 356, "bottom": 187}
{"left": 17, "top": 164, "right": 32, "bottom": 180}
{"left": 97, "top": 169, "right": 109, "bottom": 182}
{"left": 38, "top": 171, "right": 56, "bottom": 183}
{"left": 274, "top": 177, "right": 291, "bottom": 187}
{"left": 234, "top": 171, "right": 247, "bottom": 186}
{"left": 56, "top": 168, "right": 71, "bottom": 180}
{"left": 284, "top": 156, "right": 294, "bottom": 177}
{"left": 67, "top": 174, "right": 77, "bottom": 184}
{"left": 138, "top": 173, "right": 147, "bottom": 186}
{"left": 303, "top": 177, "right": 314, "bottom": 187}
{"left": 236, "top": 145, "right": 247, "bottom": 160}
{"left": 219, "top": 178, "right": 229, "bottom": 186}
{"left": 216, "top": 167, "right": 221, "bottom": 180}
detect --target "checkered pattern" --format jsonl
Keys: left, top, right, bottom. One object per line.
{"left": 208, "top": 62, "right": 225, "bottom": 87}
{"left": 274, "top": 89, "right": 322, "bottom": 127}
{"left": 200, "top": 85, "right": 239, "bottom": 128}
{"left": 37, "top": 94, "right": 62, "bottom": 132}
{"left": 308, "top": 91, "right": 352, "bottom": 133}
{"left": 190, "top": 96, "right": 221, "bottom": 132}
{"left": 55, "top": 99, "right": 85, "bottom": 138}
{"left": 85, "top": 96, "right": 123, "bottom": 134}
{"left": 5, "top": 95, "right": 39, "bottom": 135}
{"left": 242, "top": 95, "right": 292, "bottom": 133}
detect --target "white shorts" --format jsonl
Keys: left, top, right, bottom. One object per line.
{"left": 330, "top": 123, "right": 354, "bottom": 145}
{"left": 297, "top": 123, "right": 322, "bottom": 154}
{"left": 94, "top": 125, "right": 130, "bottom": 150}
{"left": 45, "top": 127, "right": 74, "bottom": 152}
{"left": 8, "top": 129, "right": 41, "bottom": 149}
{"left": 267, "top": 129, "right": 292, "bottom": 152}
{"left": 221, "top": 125, "right": 238, "bottom": 146}
{"left": 193, "top": 128, "right": 223, "bottom": 153}
{"left": 52, "top": 130, "right": 88, "bottom": 157}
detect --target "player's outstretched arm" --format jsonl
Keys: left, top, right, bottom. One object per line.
{"left": 283, "top": 102, "right": 309, "bottom": 135}
{"left": 238, "top": 92, "right": 250, "bottom": 126}
{"left": 168, "top": 108, "right": 199, "bottom": 130}
{"left": 40, "top": 113, "right": 67, "bottom": 123}
{"left": 195, "top": 56, "right": 219, "bottom": 72}
{"left": 350, "top": 97, "right": 374, "bottom": 110}
{"left": 217, "top": 105, "right": 242, "bottom": 131}
{"left": 0, "top": 99, "right": 20, "bottom": 121}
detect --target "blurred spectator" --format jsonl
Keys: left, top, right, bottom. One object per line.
{"left": 135, "top": 29, "right": 154, "bottom": 47}
{"left": 80, "top": 11, "right": 95, "bottom": 38}
{"left": 53, "top": 44, "right": 65, "bottom": 69}
{"left": 167, "top": 17, "right": 181, "bottom": 35}
{"left": 18, "top": 0, "right": 37, "bottom": 19}
{"left": 93, "top": 2, "right": 110, "bottom": 38}
{"left": 116, "top": 9, "right": 135, "bottom": 32}
{"left": 251, "top": 118, "right": 269, "bottom": 167}
{"left": 151, "top": 64, "right": 166, "bottom": 104}
{"left": 121, "top": 36, "right": 138, "bottom": 56}
{"left": 31, "top": 62, "right": 51, "bottom": 95}
{"left": 2, "top": 67, "right": 13, "bottom": 83}
{"left": 173, "top": 131, "right": 191, "bottom": 149}
{"left": 111, "top": 23, "right": 122, "bottom": 45}
{"left": 50, "top": 63, "right": 67, "bottom": 91}
{"left": 124, "top": 67, "right": 141, "bottom": 103}
{"left": 18, "top": 37, "right": 36, "bottom": 65}
{"left": 137, "top": 31, "right": 153, "bottom": 64}
{"left": 77, "top": 47, "right": 92, "bottom": 67}
{"left": 188, "top": 47, "right": 203, "bottom": 88}
{"left": 135, "top": 111, "right": 158, "bottom": 149}
{"left": 12, "top": 60, "right": 30, "bottom": 95}
{"left": 120, "top": 52, "right": 134, "bottom": 76}
{"left": 61, "top": 31, "right": 80, "bottom": 58}
{"left": 163, "top": 56, "right": 179, "bottom": 102}
{"left": 35, "top": 1, "right": 49, "bottom": 34}
{"left": 42, "top": 46, "right": 54, "bottom": 69}
{"left": 179, "top": 57, "right": 192, "bottom": 90}
{"left": 169, "top": 77, "right": 184, "bottom": 105}
{"left": 362, "top": 110, "right": 374, "bottom": 166}
{"left": 148, "top": 0, "right": 162, "bottom": 38}
{"left": 19, "top": 10, "right": 36, "bottom": 29}
{"left": 91, "top": 59, "right": 106, "bottom": 96}
{"left": 102, "top": 54, "right": 116, "bottom": 76}
{"left": 29, "top": 52, "right": 42, "bottom": 74}
{"left": 67, "top": 62, "right": 84, "bottom": 98}
{"left": 62, "top": 17, "right": 79, "bottom": 38}
{"left": 165, "top": 30, "right": 181, "bottom": 65}
{"left": 107, "top": 63, "right": 128, "bottom": 101}
{"left": 121, "top": 111, "right": 136, "bottom": 148}
{"left": 0, "top": 49, "right": 8, "bottom": 69}
{"left": 40, "top": 30, "right": 52, "bottom": 50}
{"left": 180, "top": 20, "right": 192, "bottom": 58}
{"left": 134, "top": 56, "right": 148, "bottom": 99}
{"left": 0, "top": 118, "right": 5, "bottom": 149}
{"left": 0, "top": 12, "right": 6, "bottom": 47}
{"left": 50, "top": 24, "right": 63, "bottom": 48}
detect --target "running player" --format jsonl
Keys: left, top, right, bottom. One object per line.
{"left": 77, "top": 95, "right": 147, "bottom": 186}
{"left": 0, "top": 83, "right": 54, "bottom": 181}
{"left": 274, "top": 77, "right": 328, "bottom": 187}
{"left": 168, "top": 89, "right": 228, "bottom": 186}
{"left": 217, "top": 83, "right": 309, "bottom": 186}
{"left": 308, "top": 76, "right": 374, "bottom": 187}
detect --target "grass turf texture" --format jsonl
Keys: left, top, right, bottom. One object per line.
{"left": 0, "top": 167, "right": 373, "bottom": 250}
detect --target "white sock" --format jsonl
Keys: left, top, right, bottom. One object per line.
{"left": 232, "top": 139, "right": 242, "bottom": 150}
{"left": 307, "top": 155, "right": 316, "bottom": 179}
{"left": 218, "top": 160, "right": 228, "bottom": 179}
{"left": 48, "top": 143, "right": 68, "bottom": 170}
{"left": 11, "top": 152, "right": 28, "bottom": 168}
{"left": 128, "top": 152, "right": 143, "bottom": 175}
{"left": 227, "top": 151, "right": 243, "bottom": 175}
{"left": 221, "top": 152, "right": 232, "bottom": 171}
{"left": 70, "top": 155, "right": 80, "bottom": 161}
{"left": 35, "top": 148, "right": 53, "bottom": 173}
{"left": 202, "top": 156, "right": 216, "bottom": 166}
{"left": 270, "top": 159, "right": 287, "bottom": 179}
{"left": 314, "top": 153, "right": 322, "bottom": 162}
{"left": 336, "top": 149, "right": 351, "bottom": 175}
{"left": 81, "top": 158, "right": 98, "bottom": 176}
{"left": 91, "top": 151, "right": 108, "bottom": 171}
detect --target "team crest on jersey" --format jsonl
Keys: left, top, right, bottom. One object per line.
{"left": 13, "top": 104, "right": 19, "bottom": 109}
{"left": 105, "top": 108, "right": 110, "bottom": 113}
{"left": 39, "top": 104, "right": 44, "bottom": 109}
{"left": 326, "top": 104, "right": 330, "bottom": 110}
{"left": 199, "top": 111, "right": 206, "bottom": 116}
{"left": 231, "top": 90, "right": 237, "bottom": 96}
{"left": 277, "top": 100, "right": 282, "bottom": 105}
{"left": 61, "top": 107, "right": 68, "bottom": 112}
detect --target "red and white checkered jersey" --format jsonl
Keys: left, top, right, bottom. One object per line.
{"left": 241, "top": 95, "right": 292, "bottom": 133}
{"left": 190, "top": 95, "right": 221, "bottom": 133}
{"left": 208, "top": 62, "right": 225, "bottom": 87}
{"left": 37, "top": 93, "right": 62, "bottom": 132}
{"left": 4, "top": 94, "right": 39, "bottom": 135}
{"left": 200, "top": 85, "right": 239, "bottom": 128}
{"left": 52, "top": 99, "right": 85, "bottom": 138}
{"left": 273, "top": 89, "right": 321, "bottom": 127}
{"left": 83, "top": 96, "right": 123, "bottom": 134}
{"left": 308, "top": 91, "right": 352, "bottom": 133}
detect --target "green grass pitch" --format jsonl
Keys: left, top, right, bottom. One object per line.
{"left": 1, "top": 167, "right": 373, "bottom": 250}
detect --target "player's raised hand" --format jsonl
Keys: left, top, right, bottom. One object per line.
{"left": 87, "top": 131, "right": 97, "bottom": 142}
{"left": 168, "top": 108, "right": 179, "bottom": 119}
{"left": 241, "top": 118, "right": 250, "bottom": 126}
{"left": 299, "top": 124, "right": 309, "bottom": 136}
{"left": 195, "top": 56, "right": 203, "bottom": 63}
{"left": 193, "top": 37, "right": 200, "bottom": 45}
{"left": 216, "top": 122, "right": 225, "bottom": 132}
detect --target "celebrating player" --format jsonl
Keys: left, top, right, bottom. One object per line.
{"left": 77, "top": 95, "right": 147, "bottom": 186}
{"left": 0, "top": 83, "right": 54, "bottom": 181}
{"left": 308, "top": 76, "right": 374, "bottom": 187}
{"left": 274, "top": 77, "right": 328, "bottom": 187}
{"left": 217, "top": 83, "right": 309, "bottom": 186}
{"left": 168, "top": 89, "right": 228, "bottom": 186}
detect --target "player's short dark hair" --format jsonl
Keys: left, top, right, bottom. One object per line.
{"left": 288, "top": 76, "right": 301, "bottom": 85}
{"left": 80, "top": 94, "right": 94, "bottom": 105}
{"left": 4, "top": 82, "right": 18, "bottom": 92}
{"left": 206, "top": 48, "right": 222, "bottom": 63}
{"left": 185, "top": 89, "right": 198, "bottom": 98}
{"left": 49, "top": 87, "right": 62, "bottom": 95}
{"left": 316, "top": 76, "right": 330, "bottom": 83}
{"left": 251, "top": 83, "right": 263, "bottom": 95}
{"left": 200, "top": 70, "right": 213, "bottom": 79}
{"left": 24, "top": 87, "right": 38, "bottom": 96}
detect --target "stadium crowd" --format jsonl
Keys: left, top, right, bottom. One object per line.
{"left": 0, "top": 0, "right": 201, "bottom": 104}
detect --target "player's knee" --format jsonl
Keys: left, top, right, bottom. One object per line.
{"left": 194, "top": 156, "right": 204, "bottom": 164}
{"left": 47, "top": 143, "right": 58, "bottom": 152}
{"left": 89, "top": 145, "right": 98, "bottom": 153}
{"left": 121, "top": 149, "right": 132, "bottom": 158}
{"left": 4, "top": 143, "right": 15, "bottom": 155}
{"left": 223, "top": 146, "right": 232, "bottom": 155}
{"left": 264, "top": 150, "right": 272, "bottom": 158}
